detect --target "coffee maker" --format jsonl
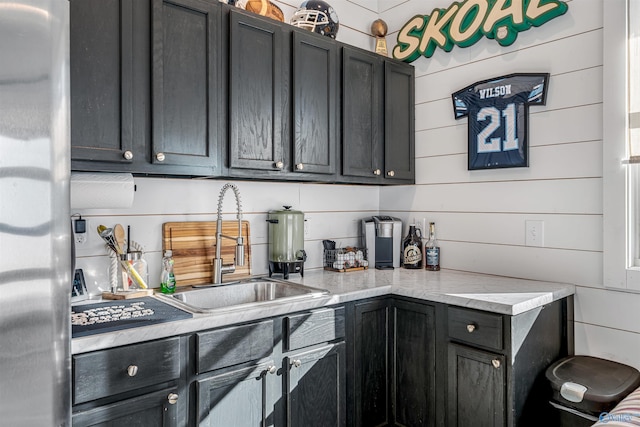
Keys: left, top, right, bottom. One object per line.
{"left": 361, "top": 216, "right": 402, "bottom": 269}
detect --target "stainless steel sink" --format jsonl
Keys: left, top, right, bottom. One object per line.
{"left": 163, "top": 278, "right": 328, "bottom": 313}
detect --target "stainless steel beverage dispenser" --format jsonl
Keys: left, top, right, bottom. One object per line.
{"left": 266, "top": 206, "right": 306, "bottom": 279}
{"left": 361, "top": 216, "right": 402, "bottom": 269}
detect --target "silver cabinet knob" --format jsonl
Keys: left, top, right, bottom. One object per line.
{"left": 295, "top": 163, "right": 304, "bottom": 170}
{"left": 387, "top": 170, "right": 395, "bottom": 177}
{"left": 156, "top": 152, "right": 166, "bottom": 162}
{"left": 466, "top": 324, "right": 476, "bottom": 333}
{"left": 167, "top": 393, "right": 179, "bottom": 405}
{"left": 373, "top": 169, "right": 381, "bottom": 176}
{"left": 275, "top": 161, "right": 284, "bottom": 169}
{"left": 127, "top": 365, "right": 138, "bottom": 377}
{"left": 266, "top": 365, "right": 277, "bottom": 375}
{"left": 491, "top": 359, "right": 501, "bottom": 369}
{"left": 123, "top": 150, "right": 133, "bottom": 160}
{"left": 291, "top": 359, "right": 302, "bottom": 368}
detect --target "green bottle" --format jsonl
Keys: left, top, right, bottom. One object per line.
{"left": 160, "top": 250, "right": 176, "bottom": 294}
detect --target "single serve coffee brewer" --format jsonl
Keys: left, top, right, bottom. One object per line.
{"left": 361, "top": 216, "right": 402, "bottom": 269}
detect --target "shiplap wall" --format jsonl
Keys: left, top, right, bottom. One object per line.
{"left": 73, "top": 0, "right": 640, "bottom": 369}
{"left": 379, "top": 0, "right": 640, "bottom": 370}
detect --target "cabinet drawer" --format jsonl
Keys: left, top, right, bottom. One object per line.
{"left": 196, "top": 319, "right": 274, "bottom": 374}
{"left": 285, "top": 306, "right": 345, "bottom": 351}
{"left": 448, "top": 306, "right": 503, "bottom": 351}
{"left": 73, "top": 337, "right": 181, "bottom": 404}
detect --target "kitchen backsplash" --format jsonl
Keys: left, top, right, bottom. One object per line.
{"left": 73, "top": 177, "right": 382, "bottom": 295}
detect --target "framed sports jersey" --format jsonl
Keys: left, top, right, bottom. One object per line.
{"left": 452, "top": 73, "right": 549, "bottom": 170}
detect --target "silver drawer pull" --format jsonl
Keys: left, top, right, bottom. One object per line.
{"left": 373, "top": 169, "right": 381, "bottom": 176}
{"left": 466, "top": 324, "right": 476, "bottom": 333}
{"left": 492, "top": 359, "right": 501, "bottom": 369}
{"left": 266, "top": 365, "right": 277, "bottom": 375}
{"left": 275, "top": 161, "right": 284, "bottom": 169}
{"left": 167, "top": 393, "right": 179, "bottom": 405}
{"left": 295, "top": 163, "right": 304, "bottom": 170}
{"left": 123, "top": 150, "right": 133, "bottom": 160}
{"left": 127, "top": 365, "right": 138, "bottom": 377}
{"left": 387, "top": 170, "right": 395, "bottom": 177}
{"left": 156, "top": 152, "right": 166, "bottom": 162}
{"left": 291, "top": 359, "right": 302, "bottom": 368}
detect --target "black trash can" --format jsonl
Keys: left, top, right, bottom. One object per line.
{"left": 545, "top": 356, "right": 640, "bottom": 427}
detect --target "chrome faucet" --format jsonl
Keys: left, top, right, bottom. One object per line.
{"left": 212, "top": 183, "right": 244, "bottom": 284}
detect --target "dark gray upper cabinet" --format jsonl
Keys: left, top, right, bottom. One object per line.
{"left": 384, "top": 61, "right": 415, "bottom": 182}
{"left": 292, "top": 30, "right": 339, "bottom": 177}
{"left": 227, "top": 9, "right": 288, "bottom": 174}
{"left": 341, "top": 49, "right": 415, "bottom": 184}
{"left": 151, "top": 0, "right": 221, "bottom": 173}
{"left": 70, "top": 0, "right": 135, "bottom": 164}
{"left": 342, "top": 47, "right": 384, "bottom": 181}
{"left": 70, "top": 2, "right": 414, "bottom": 183}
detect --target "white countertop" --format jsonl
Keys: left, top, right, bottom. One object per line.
{"left": 71, "top": 268, "right": 575, "bottom": 354}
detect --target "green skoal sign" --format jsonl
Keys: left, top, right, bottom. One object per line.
{"left": 393, "top": 0, "right": 568, "bottom": 62}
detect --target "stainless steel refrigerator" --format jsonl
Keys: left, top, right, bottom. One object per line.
{"left": 0, "top": 0, "right": 71, "bottom": 425}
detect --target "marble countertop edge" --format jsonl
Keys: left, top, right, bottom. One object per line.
{"left": 72, "top": 269, "right": 575, "bottom": 354}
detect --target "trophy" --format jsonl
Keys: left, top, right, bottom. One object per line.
{"left": 371, "top": 19, "right": 388, "bottom": 56}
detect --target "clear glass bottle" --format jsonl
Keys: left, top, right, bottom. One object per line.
{"left": 119, "top": 251, "right": 148, "bottom": 290}
{"left": 425, "top": 222, "right": 440, "bottom": 271}
{"left": 160, "top": 250, "right": 177, "bottom": 294}
{"left": 402, "top": 224, "right": 423, "bottom": 269}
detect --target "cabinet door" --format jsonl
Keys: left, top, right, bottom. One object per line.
{"left": 292, "top": 31, "right": 338, "bottom": 176}
{"left": 151, "top": 0, "right": 221, "bottom": 171}
{"left": 197, "top": 362, "right": 277, "bottom": 427}
{"left": 228, "top": 10, "right": 286, "bottom": 173}
{"left": 287, "top": 342, "right": 346, "bottom": 427}
{"left": 392, "top": 300, "right": 436, "bottom": 427}
{"left": 70, "top": 0, "right": 134, "bottom": 164}
{"left": 448, "top": 343, "right": 505, "bottom": 427}
{"left": 353, "top": 299, "right": 390, "bottom": 427}
{"left": 342, "top": 47, "right": 384, "bottom": 181}
{"left": 384, "top": 61, "right": 415, "bottom": 182}
{"left": 72, "top": 387, "right": 180, "bottom": 427}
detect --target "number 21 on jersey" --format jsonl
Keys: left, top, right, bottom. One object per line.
{"left": 476, "top": 103, "right": 518, "bottom": 153}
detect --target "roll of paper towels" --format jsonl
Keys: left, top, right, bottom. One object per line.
{"left": 70, "top": 173, "right": 135, "bottom": 209}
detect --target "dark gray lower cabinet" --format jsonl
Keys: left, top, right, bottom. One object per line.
{"left": 193, "top": 307, "right": 346, "bottom": 426}
{"left": 197, "top": 362, "right": 277, "bottom": 427}
{"left": 287, "top": 342, "right": 346, "bottom": 427}
{"left": 447, "top": 344, "right": 505, "bottom": 427}
{"left": 72, "top": 337, "right": 187, "bottom": 427}
{"left": 391, "top": 300, "right": 437, "bottom": 427}
{"left": 72, "top": 387, "right": 180, "bottom": 427}
{"left": 353, "top": 299, "right": 391, "bottom": 427}
{"left": 350, "top": 296, "right": 569, "bottom": 427}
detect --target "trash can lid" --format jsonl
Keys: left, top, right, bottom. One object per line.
{"left": 546, "top": 356, "right": 640, "bottom": 404}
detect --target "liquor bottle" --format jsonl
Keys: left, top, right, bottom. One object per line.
{"left": 402, "top": 224, "right": 423, "bottom": 269}
{"left": 425, "top": 222, "right": 440, "bottom": 271}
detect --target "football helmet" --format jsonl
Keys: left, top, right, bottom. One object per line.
{"left": 290, "top": 1, "right": 339, "bottom": 39}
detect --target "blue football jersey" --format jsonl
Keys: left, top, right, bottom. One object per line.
{"left": 452, "top": 74, "right": 549, "bottom": 170}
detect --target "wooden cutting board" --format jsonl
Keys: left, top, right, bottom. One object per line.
{"left": 162, "top": 221, "right": 251, "bottom": 287}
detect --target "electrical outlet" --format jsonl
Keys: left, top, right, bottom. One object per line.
{"left": 304, "top": 220, "right": 310, "bottom": 238}
{"left": 525, "top": 220, "right": 544, "bottom": 247}
{"left": 74, "top": 232, "right": 87, "bottom": 244}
